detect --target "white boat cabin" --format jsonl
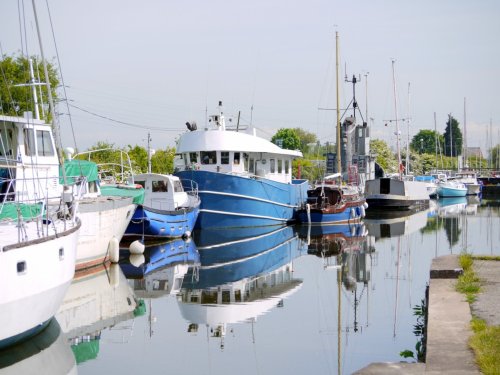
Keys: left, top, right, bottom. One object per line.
{"left": 0, "top": 113, "right": 61, "bottom": 202}
{"left": 174, "top": 102, "right": 302, "bottom": 184}
{"left": 134, "top": 173, "right": 190, "bottom": 211}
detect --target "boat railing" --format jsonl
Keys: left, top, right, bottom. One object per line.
{"left": 180, "top": 179, "right": 199, "bottom": 198}
{"left": 73, "top": 148, "right": 135, "bottom": 185}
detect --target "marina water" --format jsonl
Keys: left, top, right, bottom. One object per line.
{"left": 6, "top": 197, "right": 499, "bottom": 375}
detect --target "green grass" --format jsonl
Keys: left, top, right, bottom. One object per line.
{"left": 455, "top": 254, "right": 500, "bottom": 374}
{"left": 469, "top": 318, "right": 500, "bottom": 375}
{"left": 456, "top": 253, "right": 481, "bottom": 303}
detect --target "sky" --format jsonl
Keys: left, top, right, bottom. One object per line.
{"left": 1, "top": 0, "right": 499, "bottom": 156}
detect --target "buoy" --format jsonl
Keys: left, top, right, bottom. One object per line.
{"left": 129, "top": 239, "right": 145, "bottom": 255}
{"left": 182, "top": 230, "right": 192, "bottom": 239}
{"left": 108, "top": 237, "right": 120, "bottom": 263}
{"left": 129, "top": 254, "right": 145, "bottom": 267}
{"left": 109, "top": 264, "right": 120, "bottom": 288}
{"left": 363, "top": 202, "right": 369, "bottom": 209}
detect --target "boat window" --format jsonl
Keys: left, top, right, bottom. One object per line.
{"left": 152, "top": 180, "right": 168, "bottom": 192}
{"left": 201, "top": 151, "right": 216, "bottom": 165}
{"left": 243, "top": 153, "right": 248, "bottom": 170}
{"left": 221, "top": 151, "right": 229, "bottom": 164}
{"left": 88, "top": 181, "right": 98, "bottom": 193}
{"left": 278, "top": 159, "right": 283, "bottom": 173}
{"left": 233, "top": 152, "right": 240, "bottom": 165}
{"left": 285, "top": 160, "right": 290, "bottom": 174}
{"left": 24, "top": 129, "right": 35, "bottom": 156}
{"left": 270, "top": 159, "right": 275, "bottom": 173}
{"left": 222, "top": 290, "right": 231, "bottom": 304}
{"left": 135, "top": 180, "right": 146, "bottom": 188}
{"left": 174, "top": 180, "right": 183, "bottom": 192}
{"left": 201, "top": 291, "right": 218, "bottom": 304}
{"left": 36, "top": 130, "right": 55, "bottom": 156}
{"left": 189, "top": 152, "right": 197, "bottom": 163}
{"left": 0, "top": 129, "right": 13, "bottom": 157}
{"left": 235, "top": 289, "right": 242, "bottom": 302}
{"left": 249, "top": 158, "right": 255, "bottom": 173}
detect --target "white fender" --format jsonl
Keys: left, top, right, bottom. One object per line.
{"left": 108, "top": 237, "right": 120, "bottom": 263}
{"left": 109, "top": 264, "right": 120, "bottom": 288}
{"left": 350, "top": 208, "right": 356, "bottom": 219}
{"left": 129, "top": 254, "right": 145, "bottom": 267}
{"left": 360, "top": 204, "right": 366, "bottom": 218}
{"left": 363, "top": 202, "right": 369, "bottom": 209}
{"left": 306, "top": 203, "right": 311, "bottom": 224}
{"left": 129, "top": 239, "right": 145, "bottom": 255}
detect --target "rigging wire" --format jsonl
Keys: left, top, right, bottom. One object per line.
{"left": 67, "top": 103, "right": 184, "bottom": 132}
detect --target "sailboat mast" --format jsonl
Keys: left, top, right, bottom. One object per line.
{"left": 147, "top": 132, "right": 152, "bottom": 174}
{"left": 31, "top": 0, "right": 67, "bottom": 183}
{"left": 463, "top": 98, "right": 467, "bottom": 168}
{"left": 406, "top": 82, "right": 411, "bottom": 174}
{"left": 391, "top": 60, "right": 402, "bottom": 179}
{"left": 336, "top": 31, "right": 342, "bottom": 179}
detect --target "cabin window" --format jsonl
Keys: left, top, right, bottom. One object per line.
{"left": 235, "top": 289, "right": 242, "bottom": 302}
{"left": 270, "top": 159, "right": 275, "bottom": 173}
{"left": 222, "top": 290, "right": 231, "bottom": 304}
{"left": 233, "top": 152, "right": 240, "bottom": 165}
{"left": 152, "top": 180, "right": 168, "bottom": 192}
{"left": 285, "top": 160, "right": 290, "bottom": 174}
{"left": 277, "top": 159, "right": 283, "bottom": 173}
{"left": 249, "top": 158, "right": 255, "bottom": 173}
{"left": 24, "top": 129, "right": 35, "bottom": 156}
{"left": 174, "top": 180, "right": 183, "bottom": 192}
{"left": 201, "top": 151, "right": 216, "bottom": 165}
{"left": 135, "top": 180, "right": 146, "bottom": 189}
{"left": 88, "top": 181, "right": 98, "bottom": 193}
{"left": 36, "top": 130, "right": 55, "bottom": 156}
{"left": 201, "top": 291, "right": 218, "bottom": 304}
{"left": 189, "top": 152, "right": 197, "bottom": 163}
{"left": 221, "top": 151, "right": 229, "bottom": 164}
{"left": 243, "top": 153, "right": 249, "bottom": 170}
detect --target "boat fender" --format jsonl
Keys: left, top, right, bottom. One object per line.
{"left": 363, "top": 202, "right": 369, "bottom": 209}
{"left": 108, "top": 237, "right": 120, "bottom": 263}
{"left": 306, "top": 203, "right": 311, "bottom": 223}
{"left": 350, "top": 208, "right": 356, "bottom": 219}
{"left": 182, "top": 230, "right": 192, "bottom": 239}
{"left": 351, "top": 225, "right": 357, "bottom": 236}
{"left": 129, "top": 254, "right": 145, "bottom": 267}
{"left": 360, "top": 205, "right": 366, "bottom": 218}
{"left": 129, "top": 239, "right": 145, "bottom": 255}
{"left": 109, "top": 264, "right": 120, "bottom": 288}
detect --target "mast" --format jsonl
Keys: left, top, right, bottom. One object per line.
{"left": 335, "top": 31, "right": 342, "bottom": 180}
{"left": 463, "top": 98, "right": 467, "bottom": 169}
{"left": 391, "top": 60, "right": 402, "bottom": 180}
{"left": 449, "top": 113, "right": 453, "bottom": 168}
{"left": 31, "top": 0, "right": 66, "bottom": 183}
{"left": 434, "top": 112, "right": 438, "bottom": 170}
{"left": 406, "top": 82, "right": 411, "bottom": 174}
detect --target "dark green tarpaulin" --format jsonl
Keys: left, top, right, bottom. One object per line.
{"left": 60, "top": 159, "right": 99, "bottom": 184}
{"left": 100, "top": 185, "right": 145, "bottom": 205}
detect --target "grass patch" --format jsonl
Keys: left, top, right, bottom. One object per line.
{"left": 456, "top": 253, "right": 481, "bottom": 303}
{"left": 472, "top": 255, "right": 500, "bottom": 262}
{"left": 469, "top": 318, "right": 500, "bottom": 375}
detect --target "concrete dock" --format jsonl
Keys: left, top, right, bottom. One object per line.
{"left": 355, "top": 254, "right": 485, "bottom": 374}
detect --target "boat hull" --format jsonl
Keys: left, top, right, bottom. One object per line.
{"left": 365, "top": 178, "right": 430, "bottom": 210}
{"left": 175, "top": 170, "right": 308, "bottom": 228}
{"left": 437, "top": 186, "right": 467, "bottom": 198}
{"left": 0, "top": 219, "right": 80, "bottom": 347}
{"left": 125, "top": 200, "right": 200, "bottom": 238}
{"left": 76, "top": 196, "right": 136, "bottom": 271}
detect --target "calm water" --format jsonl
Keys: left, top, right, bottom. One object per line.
{"left": 5, "top": 197, "right": 500, "bottom": 375}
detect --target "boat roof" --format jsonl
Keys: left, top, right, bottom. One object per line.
{"left": 134, "top": 173, "right": 180, "bottom": 181}
{"left": 176, "top": 129, "right": 303, "bottom": 158}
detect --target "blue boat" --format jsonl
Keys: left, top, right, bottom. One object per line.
{"left": 436, "top": 180, "right": 468, "bottom": 198}
{"left": 297, "top": 184, "right": 366, "bottom": 225}
{"left": 174, "top": 101, "right": 308, "bottom": 229}
{"left": 124, "top": 173, "right": 200, "bottom": 239}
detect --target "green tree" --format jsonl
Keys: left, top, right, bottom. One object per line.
{"left": 370, "top": 139, "right": 397, "bottom": 174}
{"left": 271, "top": 128, "right": 301, "bottom": 150}
{"left": 443, "top": 116, "right": 463, "bottom": 157}
{"left": 126, "top": 145, "right": 148, "bottom": 173}
{"left": 151, "top": 147, "right": 175, "bottom": 174}
{"left": 410, "top": 129, "right": 444, "bottom": 155}
{"left": 0, "top": 54, "right": 59, "bottom": 120}
{"left": 489, "top": 144, "right": 500, "bottom": 169}
{"left": 292, "top": 128, "right": 317, "bottom": 154}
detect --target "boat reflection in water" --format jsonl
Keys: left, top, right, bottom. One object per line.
{"left": 56, "top": 264, "right": 140, "bottom": 365}
{"left": 0, "top": 318, "right": 76, "bottom": 375}
{"left": 177, "top": 226, "right": 306, "bottom": 348}
{"left": 120, "top": 238, "right": 200, "bottom": 298}
{"left": 364, "top": 206, "right": 430, "bottom": 239}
